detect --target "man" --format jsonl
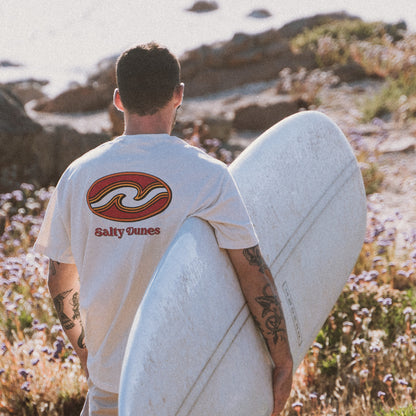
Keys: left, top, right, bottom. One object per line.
{"left": 34, "top": 42, "right": 293, "bottom": 415}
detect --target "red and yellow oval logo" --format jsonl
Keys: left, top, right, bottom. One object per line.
{"left": 86, "top": 172, "right": 172, "bottom": 222}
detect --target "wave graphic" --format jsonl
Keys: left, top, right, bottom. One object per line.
{"left": 90, "top": 186, "right": 169, "bottom": 211}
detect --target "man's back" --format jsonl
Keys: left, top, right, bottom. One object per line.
{"left": 36, "top": 132, "right": 258, "bottom": 392}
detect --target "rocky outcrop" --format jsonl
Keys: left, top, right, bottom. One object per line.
{"left": 180, "top": 12, "right": 358, "bottom": 96}
{"left": 33, "top": 55, "right": 117, "bottom": 114}
{"left": 1, "top": 79, "right": 49, "bottom": 104}
{"left": 233, "top": 99, "right": 301, "bottom": 131}
{"left": 0, "top": 88, "right": 42, "bottom": 137}
{"left": 33, "top": 85, "right": 112, "bottom": 113}
{"left": 0, "top": 88, "right": 43, "bottom": 191}
{"left": 31, "top": 125, "right": 110, "bottom": 185}
{"left": 0, "top": 87, "right": 110, "bottom": 192}
{"left": 32, "top": 12, "right": 359, "bottom": 113}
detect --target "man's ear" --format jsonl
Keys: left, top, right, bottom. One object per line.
{"left": 174, "top": 83, "right": 185, "bottom": 108}
{"left": 113, "top": 89, "right": 125, "bottom": 112}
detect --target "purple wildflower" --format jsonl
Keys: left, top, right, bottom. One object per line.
{"left": 18, "top": 369, "right": 29, "bottom": 379}
{"left": 383, "top": 374, "right": 393, "bottom": 383}
{"left": 21, "top": 381, "right": 30, "bottom": 392}
{"left": 31, "top": 358, "right": 40, "bottom": 366}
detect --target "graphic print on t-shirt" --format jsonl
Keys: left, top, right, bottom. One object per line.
{"left": 86, "top": 172, "right": 172, "bottom": 222}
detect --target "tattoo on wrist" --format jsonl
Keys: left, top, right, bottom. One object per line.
{"left": 243, "top": 246, "right": 270, "bottom": 274}
{"left": 255, "top": 284, "right": 287, "bottom": 345}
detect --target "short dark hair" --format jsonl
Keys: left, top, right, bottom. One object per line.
{"left": 116, "top": 42, "right": 181, "bottom": 116}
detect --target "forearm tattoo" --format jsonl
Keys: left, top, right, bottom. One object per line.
{"left": 78, "top": 327, "right": 86, "bottom": 349}
{"left": 50, "top": 261, "right": 86, "bottom": 350}
{"left": 53, "top": 289, "right": 75, "bottom": 331}
{"left": 242, "top": 246, "right": 270, "bottom": 274}
{"left": 255, "top": 284, "right": 287, "bottom": 345}
{"left": 71, "top": 292, "right": 81, "bottom": 321}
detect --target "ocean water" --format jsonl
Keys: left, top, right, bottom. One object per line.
{"left": 0, "top": 0, "right": 414, "bottom": 95}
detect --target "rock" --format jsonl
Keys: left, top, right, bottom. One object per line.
{"left": 332, "top": 62, "right": 371, "bottom": 83}
{"left": 33, "top": 56, "right": 117, "bottom": 114}
{"left": 32, "top": 12, "right": 366, "bottom": 113}
{"left": 186, "top": 0, "right": 218, "bottom": 13}
{"left": 247, "top": 9, "right": 272, "bottom": 19}
{"left": 0, "top": 88, "right": 43, "bottom": 192}
{"left": 379, "top": 136, "right": 416, "bottom": 154}
{"left": 182, "top": 47, "right": 315, "bottom": 97}
{"left": 33, "top": 85, "right": 112, "bottom": 113}
{"left": 0, "top": 60, "right": 21, "bottom": 67}
{"left": 31, "top": 125, "right": 110, "bottom": 185}
{"left": 0, "top": 88, "right": 42, "bottom": 137}
{"left": 0, "top": 87, "right": 111, "bottom": 191}
{"left": 179, "top": 13, "right": 358, "bottom": 97}
{"left": 277, "top": 12, "right": 360, "bottom": 39}
{"left": 2, "top": 79, "right": 49, "bottom": 104}
{"left": 233, "top": 99, "right": 300, "bottom": 131}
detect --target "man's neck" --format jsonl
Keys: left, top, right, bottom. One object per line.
{"left": 123, "top": 109, "right": 175, "bottom": 136}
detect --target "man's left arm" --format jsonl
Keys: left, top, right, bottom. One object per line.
{"left": 47, "top": 260, "right": 89, "bottom": 378}
{"left": 227, "top": 245, "right": 293, "bottom": 415}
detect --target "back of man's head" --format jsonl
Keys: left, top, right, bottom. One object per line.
{"left": 116, "top": 42, "right": 181, "bottom": 116}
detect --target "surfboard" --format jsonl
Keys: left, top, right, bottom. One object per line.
{"left": 119, "top": 111, "right": 367, "bottom": 415}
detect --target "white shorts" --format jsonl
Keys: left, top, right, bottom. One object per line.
{"left": 80, "top": 380, "right": 118, "bottom": 416}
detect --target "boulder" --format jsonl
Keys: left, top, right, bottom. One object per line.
{"left": 33, "top": 55, "right": 117, "bottom": 114}
{"left": 186, "top": 1, "right": 218, "bottom": 13}
{"left": 233, "top": 99, "right": 301, "bottom": 131}
{"left": 0, "top": 87, "right": 111, "bottom": 191}
{"left": 0, "top": 88, "right": 43, "bottom": 191}
{"left": 332, "top": 62, "right": 371, "bottom": 83}
{"left": 247, "top": 9, "right": 272, "bottom": 19}
{"left": 31, "top": 125, "right": 110, "bottom": 185}
{"left": 33, "top": 85, "right": 113, "bottom": 113}
{"left": 0, "top": 60, "right": 21, "bottom": 67}
{"left": 1, "top": 79, "right": 49, "bottom": 104}
{"left": 0, "top": 88, "right": 42, "bottom": 137}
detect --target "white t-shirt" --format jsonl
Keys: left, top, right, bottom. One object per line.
{"left": 34, "top": 134, "right": 258, "bottom": 393}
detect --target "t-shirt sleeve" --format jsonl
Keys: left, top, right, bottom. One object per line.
{"left": 33, "top": 187, "right": 75, "bottom": 264}
{"left": 195, "top": 168, "right": 259, "bottom": 250}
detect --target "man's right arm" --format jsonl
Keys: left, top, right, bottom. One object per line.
{"left": 47, "top": 260, "right": 89, "bottom": 378}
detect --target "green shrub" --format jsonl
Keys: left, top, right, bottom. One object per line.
{"left": 361, "top": 69, "right": 416, "bottom": 122}
{"left": 376, "top": 404, "right": 416, "bottom": 415}
{"left": 291, "top": 20, "right": 401, "bottom": 67}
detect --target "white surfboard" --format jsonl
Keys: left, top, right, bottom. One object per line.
{"left": 119, "top": 111, "right": 367, "bottom": 415}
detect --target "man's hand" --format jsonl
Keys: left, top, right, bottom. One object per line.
{"left": 227, "top": 246, "right": 293, "bottom": 415}
{"left": 48, "top": 260, "right": 89, "bottom": 378}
